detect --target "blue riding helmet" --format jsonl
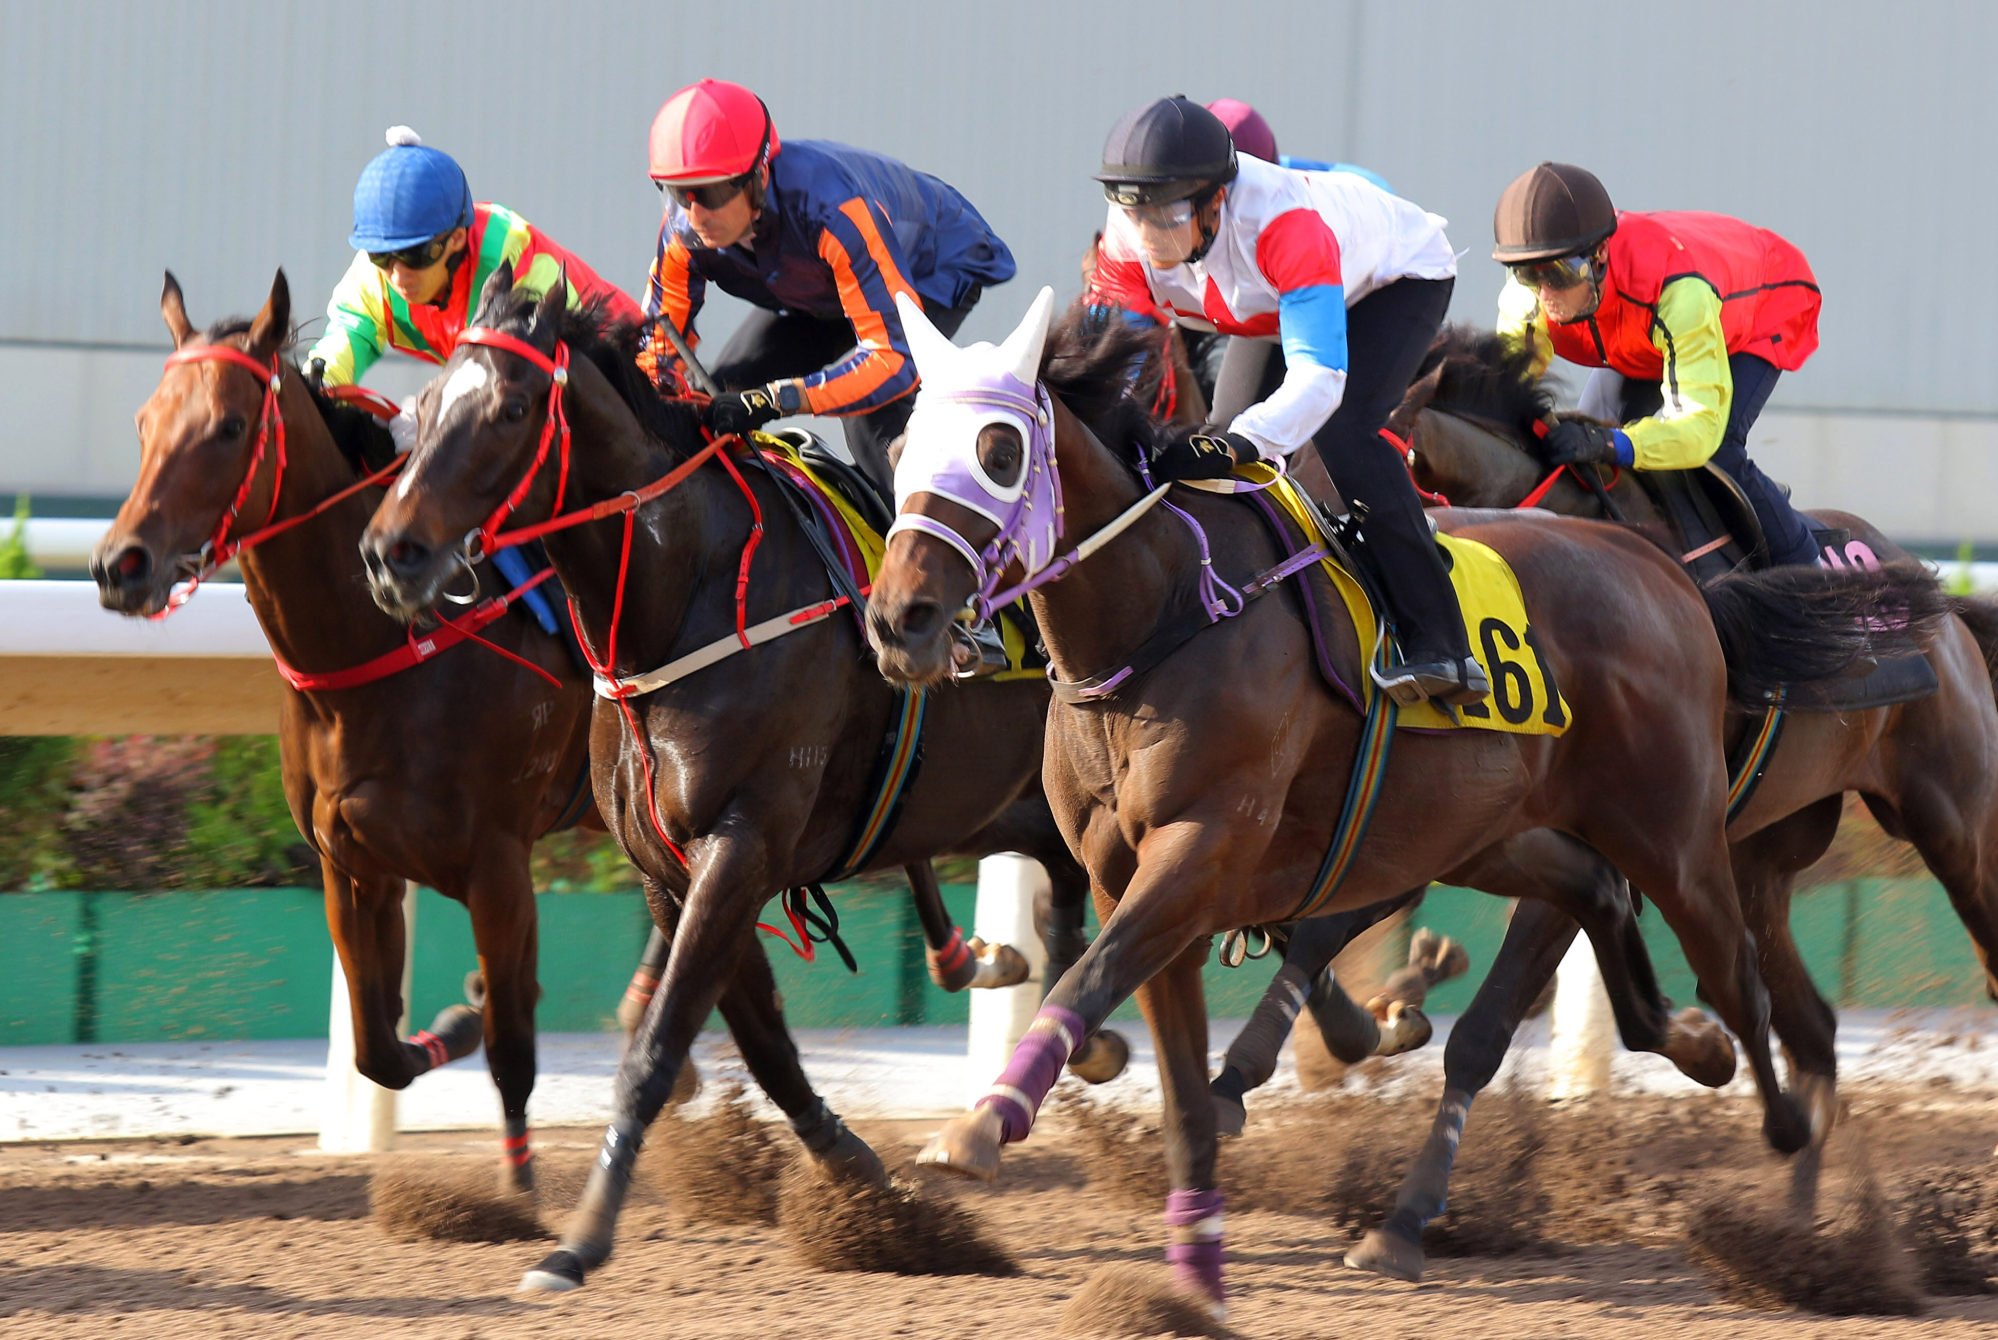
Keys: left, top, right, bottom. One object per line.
{"left": 348, "top": 126, "right": 474, "bottom": 252}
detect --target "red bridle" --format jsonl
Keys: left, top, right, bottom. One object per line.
{"left": 453, "top": 327, "right": 574, "bottom": 558}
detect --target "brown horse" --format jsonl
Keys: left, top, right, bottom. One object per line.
{"left": 1330, "top": 326, "right": 1998, "bottom": 1271}
{"left": 92, "top": 270, "right": 1036, "bottom": 1198}
{"left": 864, "top": 291, "right": 1947, "bottom": 1313}
{"left": 358, "top": 267, "right": 1130, "bottom": 1293}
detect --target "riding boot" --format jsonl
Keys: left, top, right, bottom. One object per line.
{"left": 1356, "top": 508, "right": 1489, "bottom": 708}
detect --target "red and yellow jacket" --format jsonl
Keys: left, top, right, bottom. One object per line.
{"left": 1499, "top": 210, "right": 1820, "bottom": 469}
{"left": 308, "top": 202, "right": 641, "bottom": 387}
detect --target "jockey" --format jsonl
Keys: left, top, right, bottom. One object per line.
{"left": 641, "top": 78, "right": 1018, "bottom": 494}
{"left": 1204, "top": 98, "right": 1390, "bottom": 189}
{"left": 307, "top": 127, "right": 642, "bottom": 450}
{"left": 1085, "top": 96, "right": 1486, "bottom": 708}
{"left": 1493, "top": 162, "right": 1823, "bottom": 566}
{"left": 306, "top": 127, "right": 640, "bottom": 632}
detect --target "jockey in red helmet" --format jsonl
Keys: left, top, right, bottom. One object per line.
{"left": 640, "top": 79, "right": 1016, "bottom": 493}
{"left": 1493, "top": 162, "right": 1823, "bottom": 565}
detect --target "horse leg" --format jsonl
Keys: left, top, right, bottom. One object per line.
{"left": 460, "top": 846, "right": 541, "bottom": 1196}
{"left": 323, "top": 864, "right": 481, "bottom": 1093}
{"left": 907, "top": 861, "right": 1029, "bottom": 992}
{"left": 521, "top": 831, "right": 772, "bottom": 1294}
{"left": 716, "top": 931, "right": 886, "bottom": 1186}
{"left": 1037, "top": 855, "right": 1131, "bottom": 1083}
{"left": 1345, "top": 831, "right": 1723, "bottom": 1282}
{"left": 1136, "top": 941, "right": 1229, "bottom": 1314}
{"left": 1606, "top": 819, "right": 1808, "bottom": 1154}
{"left": 1884, "top": 771, "right": 1998, "bottom": 1001}
{"left": 1731, "top": 799, "right": 1844, "bottom": 1217}
{"left": 1208, "top": 890, "right": 1427, "bottom": 1137}
{"left": 616, "top": 925, "right": 668, "bottom": 1036}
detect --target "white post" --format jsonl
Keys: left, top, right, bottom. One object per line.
{"left": 318, "top": 883, "right": 418, "bottom": 1153}
{"left": 964, "top": 853, "right": 1051, "bottom": 1107}
{"left": 1547, "top": 933, "right": 1615, "bottom": 1100}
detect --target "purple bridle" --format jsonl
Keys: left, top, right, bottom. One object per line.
{"left": 886, "top": 371, "right": 1064, "bottom": 623}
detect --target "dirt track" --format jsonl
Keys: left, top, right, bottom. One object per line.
{"left": 4, "top": 1086, "right": 1998, "bottom": 1338}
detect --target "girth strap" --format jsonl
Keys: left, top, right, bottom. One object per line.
{"left": 1724, "top": 701, "right": 1787, "bottom": 825}
{"left": 1283, "top": 631, "right": 1403, "bottom": 922}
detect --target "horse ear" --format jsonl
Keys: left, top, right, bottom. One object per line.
{"left": 477, "top": 257, "right": 518, "bottom": 322}
{"left": 995, "top": 286, "right": 1055, "bottom": 385}
{"left": 895, "top": 291, "right": 960, "bottom": 380}
{"left": 161, "top": 271, "right": 195, "bottom": 348}
{"left": 248, "top": 268, "right": 291, "bottom": 357}
{"left": 531, "top": 266, "right": 569, "bottom": 342}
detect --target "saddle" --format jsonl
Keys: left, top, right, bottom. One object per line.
{"left": 776, "top": 429, "right": 895, "bottom": 537}
{"left": 1630, "top": 467, "right": 1936, "bottom": 712}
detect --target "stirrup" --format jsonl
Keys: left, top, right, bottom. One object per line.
{"left": 949, "top": 621, "right": 1011, "bottom": 679}
{"left": 1372, "top": 655, "right": 1490, "bottom": 709}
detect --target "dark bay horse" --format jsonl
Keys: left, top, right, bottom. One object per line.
{"left": 1331, "top": 327, "right": 1998, "bottom": 1266}
{"left": 864, "top": 289, "right": 1947, "bottom": 1313}
{"left": 92, "top": 270, "right": 1031, "bottom": 1198}
{"left": 358, "top": 267, "right": 1124, "bottom": 1294}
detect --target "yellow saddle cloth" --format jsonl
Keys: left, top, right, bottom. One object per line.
{"left": 1248, "top": 465, "right": 1570, "bottom": 736}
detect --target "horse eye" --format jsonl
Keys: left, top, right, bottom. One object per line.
{"left": 218, "top": 414, "right": 247, "bottom": 440}
{"left": 502, "top": 399, "right": 528, "bottom": 423}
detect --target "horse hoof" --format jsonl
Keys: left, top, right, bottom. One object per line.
{"left": 1068, "top": 1029, "right": 1131, "bottom": 1084}
{"left": 423, "top": 1004, "right": 485, "bottom": 1063}
{"left": 463, "top": 970, "right": 488, "bottom": 1011}
{"left": 499, "top": 1160, "right": 536, "bottom": 1198}
{"left": 1213, "top": 1093, "right": 1247, "bottom": 1139}
{"left": 1764, "top": 1093, "right": 1813, "bottom": 1156}
{"left": 1345, "top": 1227, "right": 1426, "bottom": 1282}
{"left": 815, "top": 1124, "right": 888, "bottom": 1187}
{"left": 1666, "top": 1006, "right": 1737, "bottom": 1088}
{"left": 968, "top": 939, "right": 1032, "bottom": 990}
{"left": 917, "top": 1107, "right": 1006, "bottom": 1182}
{"left": 1372, "top": 1002, "right": 1434, "bottom": 1057}
{"left": 1409, "top": 928, "right": 1470, "bottom": 985}
{"left": 616, "top": 993, "right": 648, "bottom": 1037}
{"left": 519, "top": 1249, "right": 585, "bottom": 1294}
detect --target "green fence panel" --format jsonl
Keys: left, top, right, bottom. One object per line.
{"left": 1850, "top": 878, "right": 1988, "bottom": 1007}
{"left": 93, "top": 889, "right": 330, "bottom": 1043}
{"left": 0, "top": 893, "right": 86, "bottom": 1045}
{"left": 532, "top": 891, "right": 657, "bottom": 1032}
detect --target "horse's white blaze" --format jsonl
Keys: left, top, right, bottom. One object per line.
{"left": 438, "top": 358, "right": 489, "bottom": 421}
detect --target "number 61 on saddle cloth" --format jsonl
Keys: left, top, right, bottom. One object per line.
{"left": 1249, "top": 466, "right": 1571, "bottom": 737}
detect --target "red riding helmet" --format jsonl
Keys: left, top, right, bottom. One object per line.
{"left": 648, "top": 78, "right": 780, "bottom": 185}
{"left": 1205, "top": 99, "right": 1277, "bottom": 163}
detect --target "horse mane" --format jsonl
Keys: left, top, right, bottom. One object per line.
{"left": 469, "top": 282, "right": 705, "bottom": 450}
{"left": 1410, "top": 324, "right": 1558, "bottom": 432}
{"left": 1040, "top": 302, "right": 1177, "bottom": 466}
{"left": 196, "top": 316, "right": 398, "bottom": 475}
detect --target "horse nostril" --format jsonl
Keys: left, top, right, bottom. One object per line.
{"left": 109, "top": 546, "right": 151, "bottom": 588}
{"left": 900, "top": 600, "right": 942, "bottom": 641}
{"left": 385, "top": 537, "right": 430, "bottom": 578}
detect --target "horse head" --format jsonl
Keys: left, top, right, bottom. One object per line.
{"left": 360, "top": 259, "right": 572, "bottom": 621}
{"left": 868, "top": 286, "right": 1059, "bottom": 684}
{"left": 93, "top": 269, "right": 296, "bottom": 615}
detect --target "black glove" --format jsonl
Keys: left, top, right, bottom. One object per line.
{"left": 1150, "top": 428, "right": 1258, "bottom": 482}
{"left": 704, "top": 385, "right": 785, "bottom": 438}
{"left": 1542, "top": 419, "right": 1625, "bottom": 467}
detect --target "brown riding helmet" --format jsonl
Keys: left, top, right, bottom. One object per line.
{"left": 1492, "top": 162, "right": 1618, "bottom": 263}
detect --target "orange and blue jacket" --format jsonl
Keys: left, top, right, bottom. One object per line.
{"left": 643, "top": 140, "right": 1015, "bottom": 415}
{"left": 308, "top": 202, "right": 641, "bottom": 387}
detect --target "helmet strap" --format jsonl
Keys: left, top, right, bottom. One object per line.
{"left": 1184, "top": 185, "right": 1224, "bottom": 265}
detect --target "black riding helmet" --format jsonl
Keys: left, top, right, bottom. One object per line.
{"left": 1096, "top": 96, "right": 1238, "bottom": 207}
{"left": 1492, "top": 162, "right": 1618, "bottom": 263}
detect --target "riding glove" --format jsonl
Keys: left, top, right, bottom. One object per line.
{"left": 1543, "top": 419, "right": 1632, "bottom": 468}
{"left": 704, "top": 385, "right": 786, "bottom": 439}
{"left": 389, "top": 395, "right": 419, "bottom": 453}
{"left": 1150, "top": 428, "right": 1257, "bottom": 482}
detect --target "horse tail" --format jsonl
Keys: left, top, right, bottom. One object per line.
{"left": 1947, "top": 593, "right": 1998, "bottom": 690}
{"left": 1699, "top": 560, "right": 1951, "bottom": 704}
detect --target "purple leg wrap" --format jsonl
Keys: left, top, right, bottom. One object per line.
{"left": 974, "top": 1004, "right": 1086, "bottom": 1143}
{"left": 1164, "top": 1187, "right": 1226, "bottom": 1303}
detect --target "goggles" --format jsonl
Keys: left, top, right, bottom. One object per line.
{"left": 657, "top": 174, "right": 750, "bottom": 211}
{"left": 1116, "top": 198, "right": 1196, "bottom": 232}
{"left": 1507, "top": 252, "right": 1599, "bottom": 292}
{"left": 367, "top": 235, "right": 452, "bottom": 272}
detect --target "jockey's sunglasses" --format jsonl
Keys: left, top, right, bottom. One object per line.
{"left": 657, "top": 174, "right": 751, "bottom": 211}
{"left": 1508, "top": 253, "right": 1598, "bottom": 292}
{"left": 367, "top": 235, "right": 452, "bottom": 271}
